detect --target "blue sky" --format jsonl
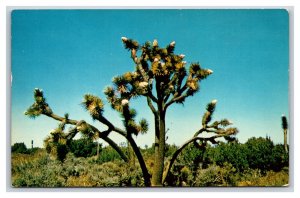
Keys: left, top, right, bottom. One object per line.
{"left": 11, "top": 9, "right": 289, "bottom": 148}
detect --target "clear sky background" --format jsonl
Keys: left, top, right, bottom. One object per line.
{"left": 11, "top": 9, "right": 289, "bottom": 148}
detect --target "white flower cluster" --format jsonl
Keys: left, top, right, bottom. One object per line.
{"left": 139, "top": 81, "right": 148, "bottom": 88}
{"left": 170, "top": 41, "right": 176, "bottom": 47}
{"left": 207, "top": 69, "right": 213, "bottom": 74}
{"left": 49, "top": 129, "right": 56, "bottom": 134}
{"left": 179, "top": 54, "right": 185, "bottom": 58}
{"left": 211, "top": 99, "right": 217, "bottom": 104}
{"left": 121, "top": 99, "right": 129, "bottom": 106}
{"left": 121, "top": 37, "right": 128, "bottom": 42}
{"left": 153, "top": 39, "right": 158, "bottom": 47}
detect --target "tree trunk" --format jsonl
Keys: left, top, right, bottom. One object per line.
{"left": 96, "top": 141, "right": 100, "bottom": 158}
{"left": 127, "top": 135, "right": 151, "bottom": 186}
{"left": 151, "top": 110, "right": 166, "bottom": 186}
{"left": 284, "top": 129, "right": 288, "bottom": 153}
{"left": 127, "top": 140, "right": 135, "bottom": 167}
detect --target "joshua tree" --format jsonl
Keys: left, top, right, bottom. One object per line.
{"left": 25, "top": 37, "right": 238, "bottom": 186}
{"left": 281, "top": 114, "right": 288, "bottom": 153}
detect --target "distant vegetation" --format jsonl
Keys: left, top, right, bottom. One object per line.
{"left": 11, "top": 142, "right": 39, "bottom": 155}
{"left": 11, "top": 137, "right": 289, "bottom": 187}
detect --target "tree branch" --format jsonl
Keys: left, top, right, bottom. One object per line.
{"left": 193, "top": 128, "right": 206, "bottom": 137}
{"left": 164, "top": 92, "right": 188, "bottom": 110}
{"left": 147, "top": 91, "right": 158, "bottom": 103}
{"left": 162, "top": 128, "right": 228, "bottom": 184}
{"left": 130, "top": 48, "right": 149, "bottom": 83}
{"left": 43, "top": 112, "right": 128, "bottom": 162}
{"left": 147, "top": 96, "right": 158, "bottom": 115}
{"left": 94, "top": 115, "right": 127, "bottom": 137}
{"left": 127, "top": 135, "right": 151, "bottom": 186}
{"left": 164, "top": 76, "right": 192, "bottom": 110}
{"left": 162, "top": 136, "right": 203, "bottom": 184}
{"left": 64, "top": 127, "right": 79, "bottom": 143}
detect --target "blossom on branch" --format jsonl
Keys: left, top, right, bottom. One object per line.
{"left": 121, "top": 99, "right": 129, "bottom": 106}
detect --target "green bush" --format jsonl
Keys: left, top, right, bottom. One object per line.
{"left": 205, "top": 137, "right": 289, "bottom": 173}
{"left": 270, "top": 144, "right": 289, "bottom": 172}
{"left": 245, "top": 137, "right": 274, "bottom": 171}
{"left": 11, "top": 142, "right": 28, "bottom": 154}
{"left": 96, "top": 146, "right": 123, "bottom": 163}
{"left": 68, "top": 138, "right": 98, "bottom": 158}
{"left": 56, "top": 143, "right": 69, "bottom": 162}
{"left": 165, "top": 144, "right": 178, "bottom": 158}
{"left": 206, "top": 142, "right": 249, "bottom": 172}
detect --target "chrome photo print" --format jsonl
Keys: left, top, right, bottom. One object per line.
{"left": 11, "top": 9, "right": 289, "bottom": 187}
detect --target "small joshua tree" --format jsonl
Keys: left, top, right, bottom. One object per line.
{"left": 25, "top": 38, "right": 238, "bottom": 186}
{"left": 281, "top": 114, "right": 288, "bottom": 153}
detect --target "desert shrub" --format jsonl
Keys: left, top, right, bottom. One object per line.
{"left": 206, "top": 142, "right": 249, "bottom": 172}
{"left": 245, "top": 137, "right": 274, "bottom": 171}
{"left": 68, "top": 138, "right": 98, "bottom": 158}
{"left": 96, "top": 146, "right": 123, "bottom": 163}
{"left": 164, "top": 143, "right": 207, "bottom": 186}
{"left": 12, "top": 150, "right": 145, "bottom": 187}
{"left": 165, "top": 164, "right": 193, "bottom": 186}
{"left": 237, "top": 168, "right": 262, "bottom": 186}
{"left": 11, "top": 142, "right": 28, "bottom": 154}
{"left": 255, "top": 170, "right": 289, "bottom": 186}
{"left": 193, "top": 163, "right": 237, "bottom": 187}
{"left": 165, "top": 144, "right": 178, "bottom": 158}
{"left": 27, "top": 147, "right": 40, "bottom": 154}
{"left": 86, "top": 161, "right": 144, "bottom": 187}
{"left": 204, "top": 137, "right": 288, "bottom": 173}
{"left": 56, "top": 143, "right": 69, "bottom": 162}
{"left": 237, "top": 169, "right": 289, "bottom": 186}
{"left": 179, "top": 144, "right": 206, "bottom": 170}
{"left": 12, "top": 151, "right": 65, "bottom": 187}
{"left": 13, "top": 178, "right": 27, "bottom": 187}
{"left": 270, "top": 144, "right": 289, "bottom": 171}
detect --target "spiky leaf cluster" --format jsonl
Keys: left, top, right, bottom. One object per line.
{"left": 24, "top": 88, "right": 53, "bottom": 118}
{"left": 82, "top": 94, "right": 104, "bottom": 119}
{"left": 104, "top": 72, "right": 147, "bottom": 113}
{"left": 121, "top": 106, "right": 149, "bottom": 136}
{"left": 44, "top": 119, "right": 99, "bottom": 160}
{"left": 202, "top": 100, "right": 217, "bottom": 127}
{"left": 139, "top": 118, "right": 149, "bottom": 134}
{"left": 209, "top": 119, "right": 232, "bottom": 129}
{"left": 281, "top": 115, "right": 288, "bottom": 130}
{"left": 121, "top": 37, "right": 139, "bottom": 50}
{"left": 44, "top": 123, "right": 69, "bottom": 160}
{"left": 200, "top": 100, "right": 238, "bottom": 144}
{"left": 76, "top": 120, "right": 99, "bottom": 140}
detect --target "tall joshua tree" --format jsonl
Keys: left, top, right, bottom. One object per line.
{"left": 25, "top": 37, "right": 238, "bottom": 186}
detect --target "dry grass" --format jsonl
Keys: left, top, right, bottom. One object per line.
{"left": 237, "top": 169, "right": 289, "bottom": 187}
